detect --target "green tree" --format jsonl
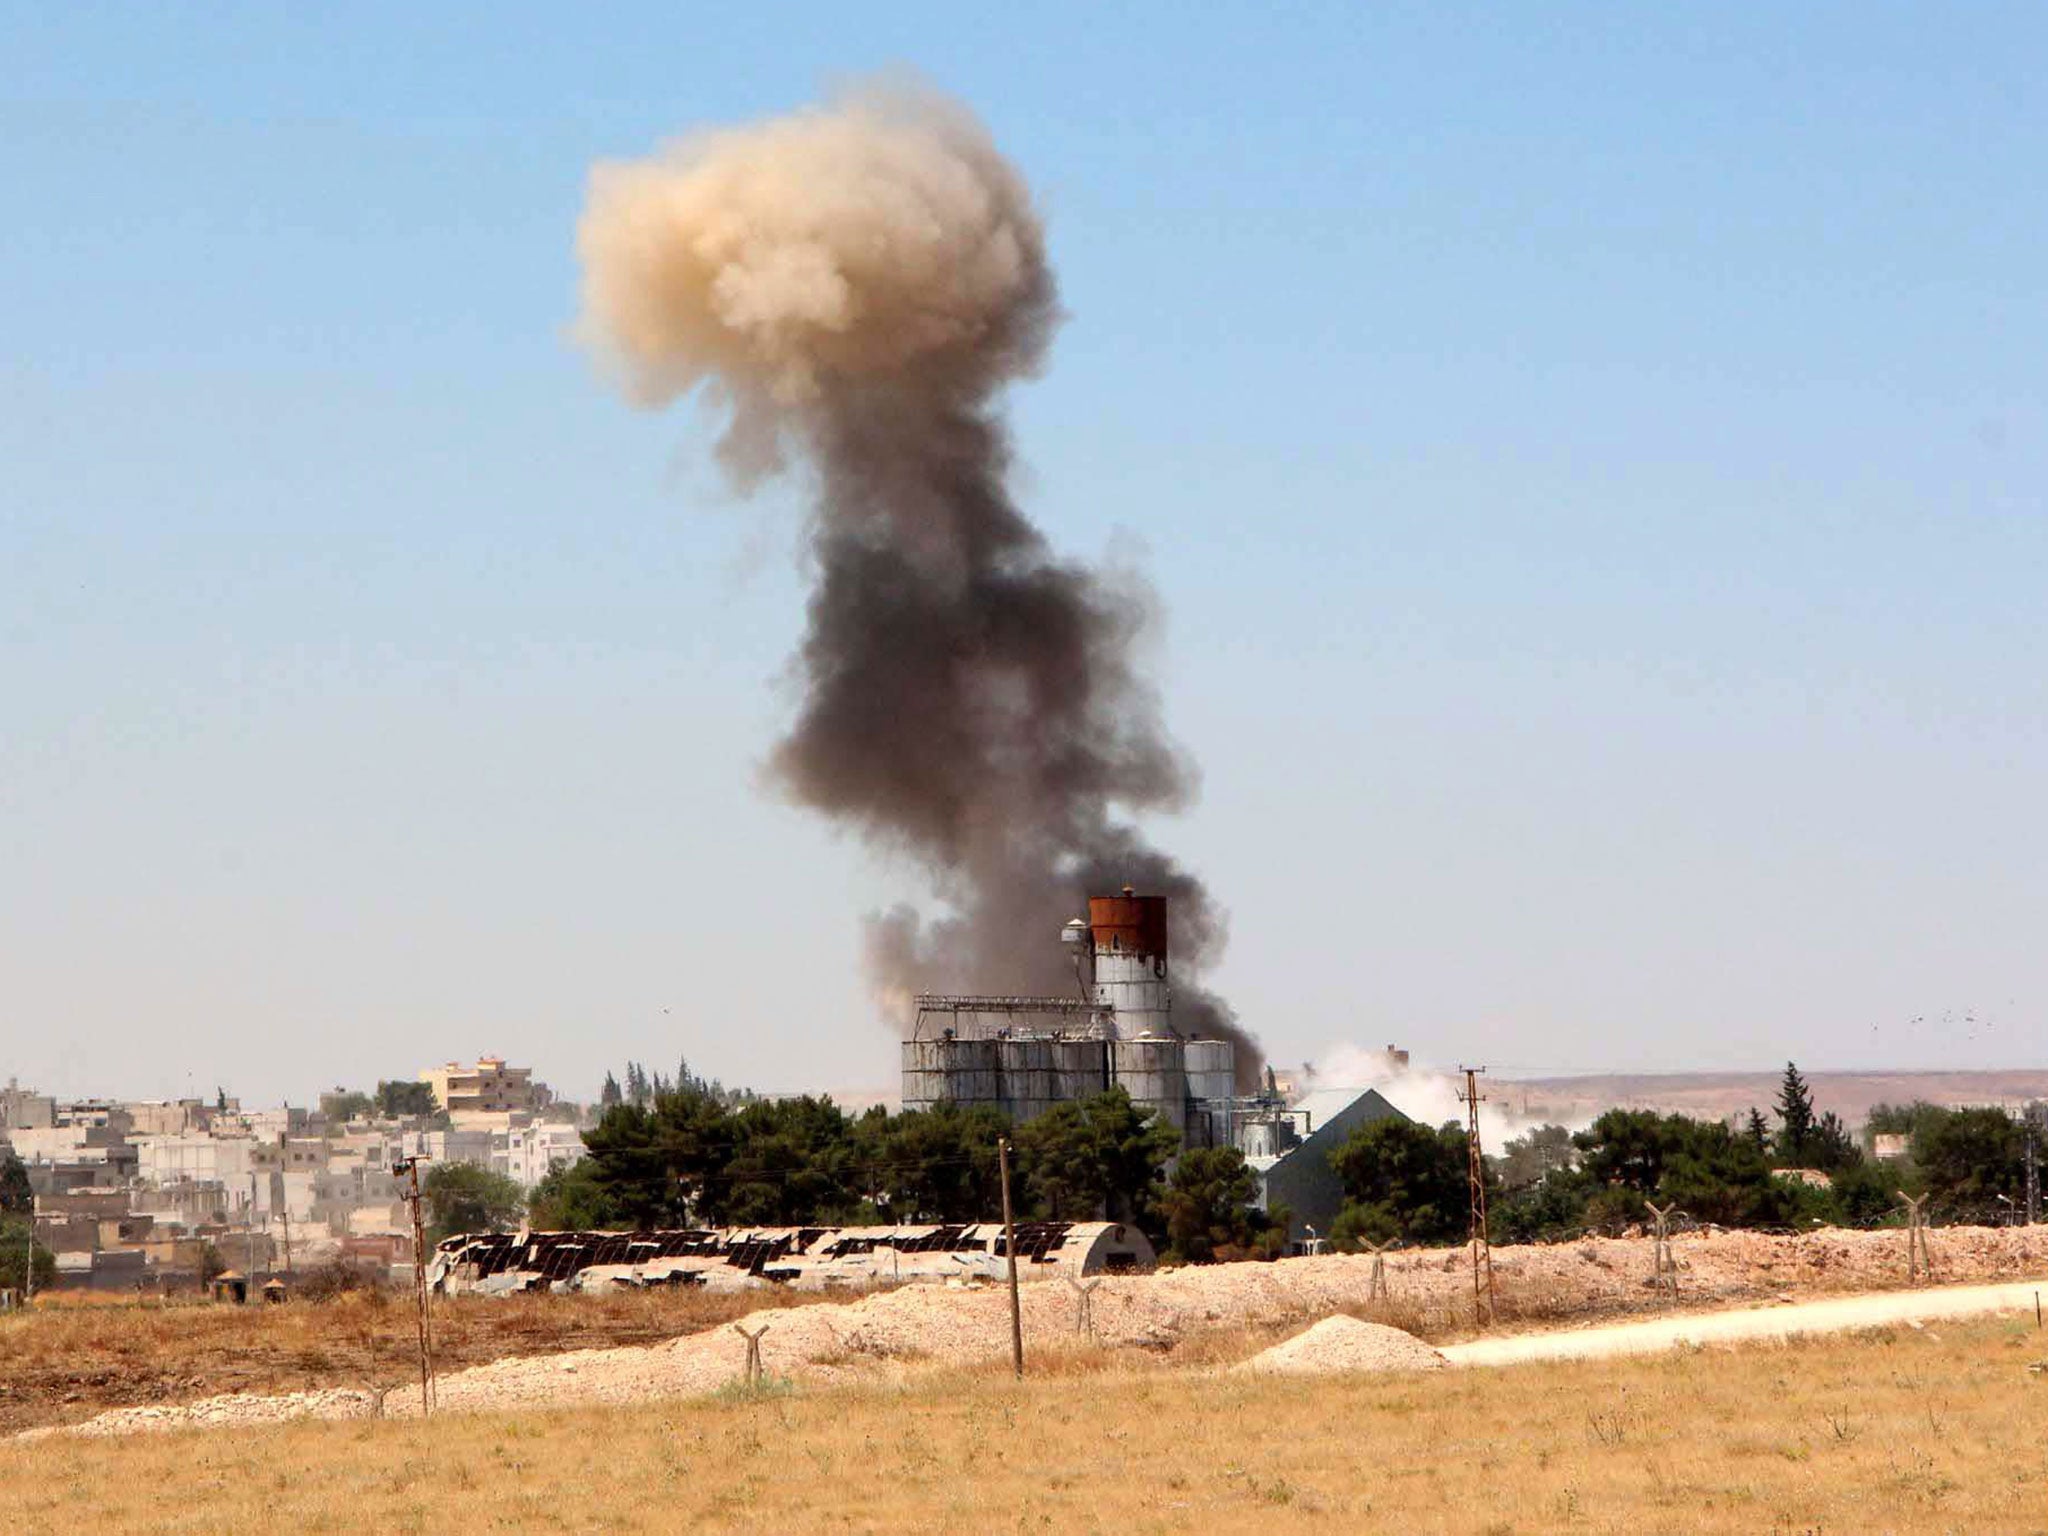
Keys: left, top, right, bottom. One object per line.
{"left": 423, "top": 1163, "right": 525, "bottom": 1241}
{"left": 1156, "top": 1146, "right": 1283, "bottom": 1263}
{"left": 717, "top": 1096, "right": 863, "bottom": 1226}
{"left": 0, "top": 1150, "right": 33, "bottom": 1215}
{"left": 375, "top": 1080, "right": 438, "bottom": 1118}
{"left": 1328, "top": 1118, "right": 1473, "bottom": 1246}
{"left": 580, "top": 1094, "right": 725, "bottom": 1227}
{"left": 1773, "top": 1062, "right": 1817, "bottom": 1166}
{"left": 0, "top": 1217, "right": 54, "bottom": 1292}
{"left": 1014, "top": 1088, "right": 1178, "bottom": 1225}
{"left": 1495, "top": 1124, "right": 1575, "bottom": 1191}
{"left": 1574, "top": 1109, "right": 1683, "bottom": 1194}
{"left": 599, "top": 1072, "right": 623, "bottom": 1110}
{"left": 1915, "top": 1108, "right": 2024, "bottom": 1217}
{"left": 1493, "top": 1167, "right": 1599, "bottom": 1243}
{"left": 319, "top": 1088, "right": 374, "bottom": 1123}
{"left": 526, "top": 1158, "right": 619, "bottom": 1230}
{"left": 1744, "top": 1108, "right": 1770, "bottom": 1156}
{"left": 856, "top": 1101, "right": 1011, "bottom": 1223}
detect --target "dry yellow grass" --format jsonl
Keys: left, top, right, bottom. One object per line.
{"left": 8, "top": 1317, "right": 2046, "bottom": 1533}
{"left": 0, "top": 1284, "right": 833, "bottom": 1436}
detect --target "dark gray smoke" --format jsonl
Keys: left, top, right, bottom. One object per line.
{"left": 576, "top": 82, "right": 1258, "bottom": 1084}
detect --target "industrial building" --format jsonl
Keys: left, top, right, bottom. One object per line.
{"left": 900, "top": 890, "right": 1238, "bottom": 1150}
{"left": 1238, "top": 1084, "right": 1410, "bottom": 1246}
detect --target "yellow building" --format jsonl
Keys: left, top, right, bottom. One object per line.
{"left": 418, "top": 1057, "right": 538, "bottom": 1119}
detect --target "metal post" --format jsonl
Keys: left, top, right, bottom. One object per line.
{"left": 1067, "top": 1276, "right": 1101, "bottom": 1338}
{"left": 733, "top": 1322, "right": 770, "bottom": 1386}
{"left": 1897, "top": 1193, "right": 1931, "bottom": 1282}
{"left": 1459, "top": 1067, "right": 1497, "bottom": 1326}
{"left": 1364, "top": 1238, "right": 1394, "bottom": 1302}
{"left": 999, "top": 1137, "right": 1024, "bottom": 1378}
{"left": 20, "top": 1213, "right": 32, "bottom": 1305}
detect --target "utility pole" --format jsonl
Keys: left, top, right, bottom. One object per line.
{"left": 1459, "top": 1067, "right": 1497, "bottom": 1327}
{"left": 393, "top": 1156, "right": 436, "bottom": 1415}
{"left": 280, "top": 1200, "right": 293, "bottom": 1277}
{"left": 20, "top": 1212, "right": 33, "bottom": 1305}
{"left": 998, "top": 1137, "right": 1024, "bottom": 1378}
{"left": 248, "top": 1173, "right": 260, "bottom": 1280}
{"left": 2025, "top": 1109, "right": 2040, "bottom": 1227}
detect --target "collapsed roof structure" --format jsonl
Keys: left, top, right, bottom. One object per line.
{"left": 430, "top": 1220, "right": 1154, "bottom": 1296}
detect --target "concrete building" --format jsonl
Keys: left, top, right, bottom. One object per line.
{"left": 420, "top": 1057, "right": 540, "bottom": 1120}
{"left": 499, "top": 1122, "right": 587, "bottom": 1188}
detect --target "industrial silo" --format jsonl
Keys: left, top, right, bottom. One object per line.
{"left": 996, "top": 1037, "right": 1057, "bottom": 1123}
{"left": 1111, "top": 1036, "right": 1187, "bottom": 1139}
{"left": 900, "top": 1039, "right": 950, "bottom": 1112}
{"left": 1053, "top": 1037, "right": 1112, "bottom": 1102}
{"left": 1088, "top": 889, "right": 1171, "bottom": 1038}
{"left": 1182, "top": 1038, "right": 1237, "bottom": 1148}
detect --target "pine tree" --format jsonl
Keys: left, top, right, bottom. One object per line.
{"left": 599, "top": 1071, "right": 622, "bottom": 1110}
{"left": 1773, "top": 1061, "right": 1817, "bottom": 1167}
{"left": 1744, "top": 1107, "right": 1770, "bottom": 1155}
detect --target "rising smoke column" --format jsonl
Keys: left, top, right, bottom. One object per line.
{"left": 577, "top": 82, "right": 1259, "bottom": 1084}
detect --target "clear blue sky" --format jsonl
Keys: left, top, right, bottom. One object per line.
{"left": 4, "top": 5, "right": 2043, "bottom": 1104}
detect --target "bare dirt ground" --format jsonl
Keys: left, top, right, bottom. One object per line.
{"left": 13, "top": 1223, "right": 2047, "bottom": 1439}
{"left": 1445, "top": 1277, "right": 2048, "bottom": 1367}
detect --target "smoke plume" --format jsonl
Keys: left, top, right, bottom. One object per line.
{"left": 577, "top": 82, "right": 1259, "bottom": 1085}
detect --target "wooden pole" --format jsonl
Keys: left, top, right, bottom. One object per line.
{"left": 396, "top": 1157, "right": 435, "bottom": 1414}
{"left": 999, "top": 1137, "right": 1024, "bottom": 1378}
{"left": 1460, "top": 1067, "right": 1497, "bottom": 1326}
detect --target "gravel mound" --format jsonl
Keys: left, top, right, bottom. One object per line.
{"left": 15, "top": 1388, "right": 382, "bottom": 1441}
{"left": 1235, "top": 1316, "right": 1445, "bottom": 1375}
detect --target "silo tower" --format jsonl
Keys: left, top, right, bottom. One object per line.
{"left": 1086, "top": 887, "right": 1173, "bottom": 1038}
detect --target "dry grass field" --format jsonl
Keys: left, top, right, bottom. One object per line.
{"left": 0, "top": 1285, "right": 819, "bottom": 1437}
{"left": 7, "top": 1317, "right": 2046, "bottom": 1533}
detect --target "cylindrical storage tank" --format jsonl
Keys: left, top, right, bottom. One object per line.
{"left": 997, "top": 1038, "right": 1056, "bottom": 1125}
{"left": 1182, "top": 1040, "right": 1236, "bottom": 1149}
{"left": 1112, "top": 1037, "right": 1187, "bottom": 1140}
{"left": 1090, "top": 891, "right": 1171, "bottom": 1038}
{"left": 901, "top": 1040, "right": 951, "bottom": 1112}
{"left": 1053, "top": 1038, "right": 1112, "bottom": 1103}
{"left": 940, "top": 1039, "right": 1002, "bottom": 1110}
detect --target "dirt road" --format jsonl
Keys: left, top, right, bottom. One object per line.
{"left": 1443, "top": 1276, "right": 2048, "bottom": 1367}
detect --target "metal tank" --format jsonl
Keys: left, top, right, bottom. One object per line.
{"left": 1112, "top": 1036, "right": 1187, "bottom": 1139}
{"left": 900, "top": 1039, "right": 951, "bottom": 1112}
{"left": 1053, "top": 1037, "right": 1112, "bottom": 1103}
{"left": 996, "top": 1037, "right": 1057, "bottom": 1123}
{"left": 1089, "top": 889, "right": 1172, "bottom": 1038}
{"left": 1182, "top": 1039, "right": 1237, "bottom": 1149}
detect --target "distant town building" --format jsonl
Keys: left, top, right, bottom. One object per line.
{"left": 419, "top": 1057, "right": 542, "bottom": 1121}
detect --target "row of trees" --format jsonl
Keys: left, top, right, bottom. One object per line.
{"left": 1333, "top": 1068, "right": 2042, "bottom": 1248}
{"left": 316, "top": 1080, "right": 444, "bottom": 1124}
{"left": 523, "top": 1080, "right": 1285, "bottom": 1264}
